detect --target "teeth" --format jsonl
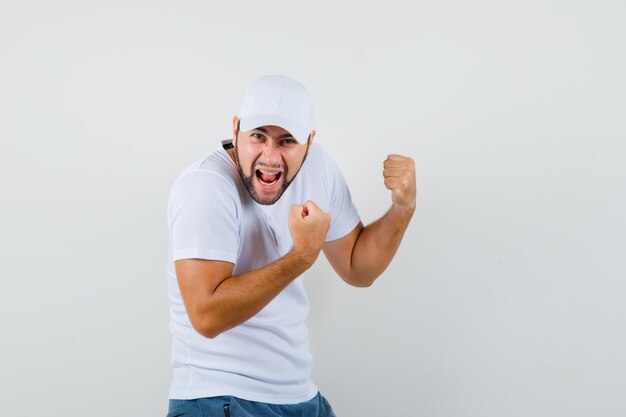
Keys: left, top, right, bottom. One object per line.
{"left": 256, "top": 168, "right": 281, "bottom": 186}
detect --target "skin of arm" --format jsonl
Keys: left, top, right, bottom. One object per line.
{"left": 176, "top": 201, "right": 330, "bottom": 339}
{"left": 176, "top": 252, "right": 310, "bottom": 339}
{"left": 323, "top": 154, "right": 416, "bottom": 287}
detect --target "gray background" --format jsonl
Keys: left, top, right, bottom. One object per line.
{"left": 1, "top": 0, "right": 625, "bottom": 416}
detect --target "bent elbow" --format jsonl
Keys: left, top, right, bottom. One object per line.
{"left": 342, "top": 274, "right": 377, "bottom": 288}
{"left": 352, "top": 280, "right": 374, "bottom": 288}
{"left": 201, "top": 330, "right": 221, "bottom": 339}
{"left": 197, "top": 326, "right": 221, "bottom": 339}
{"left": 190, "top": 316, "right": 223, "bottom": 339}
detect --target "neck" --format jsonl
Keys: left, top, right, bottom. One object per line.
{"left": 227, "top": 147, "right": 237, "bottom": 165}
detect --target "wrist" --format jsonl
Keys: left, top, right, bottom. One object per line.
{"left": 391, "top": 201, "right": 416, "bottom": 218}
{"left": 288, "top": 246, "right": 319, "bottom": 270}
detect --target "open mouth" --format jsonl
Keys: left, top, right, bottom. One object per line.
{"left": 255, "top": 169, "right": 282, "bottom": 186}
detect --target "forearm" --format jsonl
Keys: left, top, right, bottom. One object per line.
{"left": 348, "top": 205, "right": 414, "bottom": 286}
{"left": 199, "top": 250, "right": 312, "bottom": 338}
{"left": 180, "top": 200, "right": 329, "bottom": 339}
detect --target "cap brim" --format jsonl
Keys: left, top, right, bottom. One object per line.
{"left": 240, "top": 114, "right": 309, "bottom": 144}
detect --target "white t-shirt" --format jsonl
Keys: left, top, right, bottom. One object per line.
{"left": 166, "top": 140, "right": 360, "bottom": 404}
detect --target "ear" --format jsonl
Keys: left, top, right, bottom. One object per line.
{"left": 306, "top": 130, "right": 316, "bottom": 154}
{"left": 232, "top": 116, "right": 239, "bottom": 145}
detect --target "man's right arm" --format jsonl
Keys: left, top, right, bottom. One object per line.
{"left": 175, "top": 201, "right": 330, "bottom": 339}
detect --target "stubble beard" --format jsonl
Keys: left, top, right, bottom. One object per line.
{"left": 237, "top": 162, "right": 291, "bottom": 205}
{"left": 234, "top": 139, "right": 310, "bottom": 206}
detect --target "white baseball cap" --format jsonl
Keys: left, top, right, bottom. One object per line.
{"left": 238, "top": 74, "right": 314, "bottom": 143}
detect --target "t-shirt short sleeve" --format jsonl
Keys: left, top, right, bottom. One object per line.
{"left": 168, "top": 170, "right": 240, "bottom": 263}
{"left": 323, "top": 151, "right": 361, "bottom": 242}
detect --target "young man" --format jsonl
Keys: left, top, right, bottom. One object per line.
{"left": 166, "top": 75, "right": 416, "bottom": 417}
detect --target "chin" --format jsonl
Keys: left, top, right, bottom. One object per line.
{"left": 253, "top": 190, "right": 283, "bottom": 205}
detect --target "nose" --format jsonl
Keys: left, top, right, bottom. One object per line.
{"left": 258, "top": 142, "right": 283, "bottom": 168}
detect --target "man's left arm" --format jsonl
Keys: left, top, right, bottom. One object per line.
{"left": 323, "top": 154, "right": 416, "bottom": 287}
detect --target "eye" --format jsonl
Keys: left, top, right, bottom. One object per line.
{"left": 281, "top": 138, "right": 297, "bottom": 145}
{"left": 251, "top": 133, "right": 265, "bottom": 141}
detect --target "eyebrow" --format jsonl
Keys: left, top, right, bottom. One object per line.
{"left": 253, "top": 127, "right": 296, "bottom": 141}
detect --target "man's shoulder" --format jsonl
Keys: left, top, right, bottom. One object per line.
{"left": 302, "top": 142, "right": 331, "bottom": 169}
{"left": 303, "top": 143, "right": 345, "bottom": 179}
{"left": 170, "top": 144, "right": 240, "bottom": 195}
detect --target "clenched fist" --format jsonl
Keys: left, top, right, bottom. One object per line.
{"left": 383, "top": 154, "right": 416, "bottom": 212}
{"left": 288, "top": 200, "right": 331, "bottom": 266}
